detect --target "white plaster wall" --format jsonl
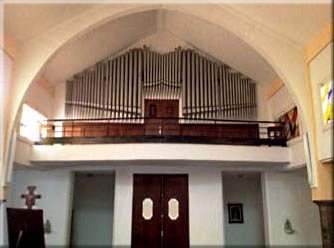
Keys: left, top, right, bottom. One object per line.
{"left": 257, "top": 83, "right": 270, "bottom": 122}
{"left": 309, "top": 42, "right": 333, "bottom": 162}
{"left": 0, "top": 51, "right": 13, "bottom": 245}
{"left": 5, "top": 164, "right": 224, "bottom": 247}
{"left": 23, "top": 81, "right": 55, "bottom": 119}
{"left": 288, "top": 138, "right": 306, "bottom": 168}
{"left": 261, "top": 169, "right": 322, "bottom": 246}
{"left": 6, "top": 168, "right": 73, "bottom": 246}
{"left": 112, "top": 165, "right": 224, "bottom": 247}
{"left": 30, "top": 143, "right": 290, "bottom": 165}
{"left": 1, "top": 51, "right": 12, "bottom": 163}
{"left": 223, "top": 173, "right": 265, "bottom": 246}
{"left": 3, "top": 163, "right": 322, "bottom": 247}
{"left": 267, "top": 85, "right": 295, "bottom": 121}
{"left": 267, "top": 84, "right": 306, "bottom": 168}
{"left": 53, "top": 83, "right": 65, "bottom": 119}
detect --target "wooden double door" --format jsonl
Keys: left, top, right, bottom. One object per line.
{"left": 132, "top": 174, "right": 189, "bottom": 248}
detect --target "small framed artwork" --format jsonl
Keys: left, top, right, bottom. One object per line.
{"left": 228, "top": 203, "right": 244, "bottom": 224}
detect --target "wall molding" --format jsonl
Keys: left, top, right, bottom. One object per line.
{"left": 305, "top": 22, "right": 332, "bottom": 63}
{"left": 265, "top": 78, "right": 284, "bottom": 100}
{"left": 2, "top": 35, "right": 18, "bottom": 60}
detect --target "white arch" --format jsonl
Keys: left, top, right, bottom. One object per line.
{"left": 3, "top": 4, "right": 312, "bottom": 182}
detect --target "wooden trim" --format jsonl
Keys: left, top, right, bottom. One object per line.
{"left": 265, "top": 78, "right": 284, "bottom": 100}
{"left": 305, "top": 22, "right": 332, "bottom": 63}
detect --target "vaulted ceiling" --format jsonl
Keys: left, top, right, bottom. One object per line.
{"left": 4, "top": 3, "right": 331, "bottom": 86}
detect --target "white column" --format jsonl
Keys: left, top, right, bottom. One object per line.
{"left": 112, "top": 168, "right": 133, "bottom": 246}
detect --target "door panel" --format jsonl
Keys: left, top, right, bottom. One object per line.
{"left": 163, "top": 175, "right": 189, "bottom": 248}
{"left": 132, "top": 175, "right": 162, "bottom": 248}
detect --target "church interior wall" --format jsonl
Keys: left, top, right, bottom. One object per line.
{"left": 266, "top": 83, "right": 306, "bottom": 168}
{"left": 261, "top": 169, "right": 322, "bottom": 246}
{"left": 71, "top": 172, "right": 115, "bottom": 246}
{"left": 223, "top": 172, "right": 265, "bottom": 246}
{"left": 53, "top": 82, "right": 65, "bottom": 119}
{"left": 5, "top": 168, "right": 73, "bottom": 246}
{"left": 22, "top": 142, "right": 290, "bottom": 165}
{"left": 0, "top": 51, "right": 12, "bottom": 169}
{"left": 309, "top": 41, "right": 333, "bottom": 162}
{"left": 4, "top": 165, "right": 225, "bottom": 247}
{"left": 22, "top": 76, "right": 55, "bottom": 119}
{"left": 84, "top": 165, "right": 225, "bottom": 247}
{"left": 3, "top": 163, "right": 323, "bottom": 247}
{"left": 267, "top": 85, "right": 295, "bottom": 122}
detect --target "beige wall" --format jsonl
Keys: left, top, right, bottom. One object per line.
{"left": 304, "top": 22, "right": 333, "bottom": 201}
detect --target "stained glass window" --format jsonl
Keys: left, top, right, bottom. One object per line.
{"left": 321, "top": 80, "right": 333, "bottom": 124}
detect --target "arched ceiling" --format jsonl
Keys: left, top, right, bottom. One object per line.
{"left": 43, "top": 9, "right": 280, "bottom": 85}
{"left": 4, "top": 3, "right": 331, "bottom": 86}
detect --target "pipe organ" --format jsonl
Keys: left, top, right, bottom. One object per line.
{"left": 65, "top": 46, "right": 257, "bottom": 121}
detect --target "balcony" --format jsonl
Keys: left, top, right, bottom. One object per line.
{"left": 37, "top": 117, "right": 286, "bottom": 147}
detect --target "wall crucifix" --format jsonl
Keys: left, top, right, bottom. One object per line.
{"left": 21, "top": 186, "right": 41, "bottom": 209}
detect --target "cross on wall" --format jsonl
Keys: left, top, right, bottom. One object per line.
{"left": 21, "top": 186, "right": 41, "bottom": 209}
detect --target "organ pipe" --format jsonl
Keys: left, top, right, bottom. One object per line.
{"left": 65, "top": 46, "right": 257, "bottom": 121}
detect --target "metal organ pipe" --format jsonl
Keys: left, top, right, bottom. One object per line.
{"left": 65, "top": 46, "right": 258, "bottom": 121}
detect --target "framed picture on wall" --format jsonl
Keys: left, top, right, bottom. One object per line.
{"left": 228, "top": 203, "right": 244, "bottom": 224}
{"left": 276, "top": 106, "right": 300, "bottom": 141}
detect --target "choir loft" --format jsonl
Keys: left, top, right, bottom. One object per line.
{"left": 1, "top": 3, "right": 332, "bottom": 248}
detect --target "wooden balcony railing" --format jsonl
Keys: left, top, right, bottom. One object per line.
{"left": 37, "top": 117, "right": 286, "bottom": 146}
